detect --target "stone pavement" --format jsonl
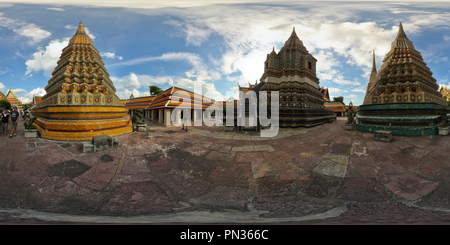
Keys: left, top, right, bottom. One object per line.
{"left": 1, "top": 117, "right": 450, "bottom": 224}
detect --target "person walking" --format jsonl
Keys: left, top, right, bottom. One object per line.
{"left": 181, "top": 108, "right": 190, "bottom": 132}
{"left": 1, "top": 109, "right": 9, "bottom": 135}
{"left": 9, "top": 106, "right": 19, "bottom": 138}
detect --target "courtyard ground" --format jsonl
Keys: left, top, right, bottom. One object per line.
{"left": 1, "top": 117, "right": 450, "bottom": 224}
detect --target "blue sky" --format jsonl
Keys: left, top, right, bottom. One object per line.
{"left": 1, "top": 1, "right": 450, "bottom": 105}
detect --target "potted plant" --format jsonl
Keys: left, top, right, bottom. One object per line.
{"left": 437, "top": 107, "right": 449, "bottom": 136}
{"left": 22, "top": 104, "right": 38, "bottom": 138}
{"left": 132, "top": 109, "right": 146, "bottom": 132}
{"left": 344, "top": 105, "right": 354, "bottom": 130}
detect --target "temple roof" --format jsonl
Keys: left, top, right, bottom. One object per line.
{"left": 440, "top": 86, "right": 450, "bottom": 100}
{"left": 5, "top": 88, "right": 21, "bottom": 104}
{"left": 122, "top": 86, "right": 219, "bottom": 110}
{"left": 0, "top": 91, "right": 7, "bottom": 101}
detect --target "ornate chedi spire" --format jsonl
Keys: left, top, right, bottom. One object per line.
{"left": 259, "top": 27, "right": 334, "bottom": 127}
{"left": 279, "top": 27, "right": 308, "bottom": 53}
{"left": 369, "top": 50, "right": 378, "bottom": 88}
{"left": 397, "top": 22, "right": 407, "bottom": 38}
{"left": 32, "top": 21, "right": 132, "bottom": 141}
{"left": 76, "top": 20, "right": 86, "bottom": 34}
{"left": 362, "top": 22, "right": 445, "bottom": 106}
{"left": 371, "top": 50, "right": 377, "bottom": 73}
{"left": 363, "top": 50, "right": 378, "bottom": 104}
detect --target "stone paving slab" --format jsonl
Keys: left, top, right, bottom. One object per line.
{"left": 2, "top": 117, "right": 450, "bottom": 224}
{"left": 314, "top": 153, "right": 349, "bottom": 178}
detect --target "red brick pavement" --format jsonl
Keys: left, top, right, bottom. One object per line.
{"left": 1, "top": 117, "right": 450, "bottom": 224}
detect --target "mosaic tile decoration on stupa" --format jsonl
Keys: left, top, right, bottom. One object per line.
{"left": 259, "top": 28, "right": 335, "bottom": 127}
{"left": 357, "top": 23, "right": 449, "bottom": 136}
{"left": 32, "top": 21, "right": 132, "bottom": 141}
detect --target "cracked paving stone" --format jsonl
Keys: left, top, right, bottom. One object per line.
{"left": 384, "top": 173, "right": 439, "bottom": 200}
{"left": 314, "top": 153, "right": 349, "bottom": 178}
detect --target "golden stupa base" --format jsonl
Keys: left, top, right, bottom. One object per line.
{"left": 35, "top": 119, "right": 132, "bottom": 141}
{"left": 33, "top": 106, "right": 133, "bottom": 141}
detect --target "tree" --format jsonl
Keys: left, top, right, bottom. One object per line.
{"left": 0, "top": 100, "right": 11, "bottom": 110}
{"left": 332, "top": 96, "right": 345, "bottom": 105}
{"left": 150, "top": 85, "right": 163, "bottom": 95}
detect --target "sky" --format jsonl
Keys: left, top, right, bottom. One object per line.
{"left": 1, "top": 1, "right": 450, "bottom": 105}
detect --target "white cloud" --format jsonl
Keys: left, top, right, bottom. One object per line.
{"left": 12, "top": 23, "right": 51, "bottom": 44}
{"left": 318, "top": 69, "right": 361, "bottom": 86}
{"left": 351, "top": 88, "right": 367, "bottom": 93}
{"left": 328, "top": 87, "right": 350, "bottom": 101}
{"left": 112, "top": 72, "right": 227, "bottom": 101}
{"left": 64, "top": 24, "right": 96, "bottom": 39}
{"left": 0, "top": 83, "right": 5, "bottom": 91}
{"left": 110, "top": 52, "right": 218, "bottom": 85}
{"left": 0, "top": 14, "right": 51, "bottom": 44}
{"left": 15, "top": 87, "right": 46, "bottom": 104}
{"left": 0, "top": 0, "right": 316, "bottom": 10}
{"left": 100, "top": 52, "right": 123, "bottom": 60}
{"left": 25, "top": 22, "right": 100, "bottom": 77}
{"left": 47, "top": 7, "right": 64, "bottom": 11}
{"left": 25, "top": 38, "right": 69, "bottom": 76}
{"left": 12, "top": 88, "right": 27, "bottom": 95}
{"left": 0, "top": 67, "right": 11, "bottom": 75}
{"left": 165, "top": 19, "right": 213, "bottom": 47}
{"left": 112, "top": 73, "right": 141, "bottom": 90}
{"left": 147, "top": 5, "right": 399, "bottom": 91}
{"left": 15, "top": 51, "right": 25, "bottom": 59}
{"left": 116, "top": 88, "right": 150, "bottom": 100}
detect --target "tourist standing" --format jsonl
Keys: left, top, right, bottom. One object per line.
{"left": 9, "top": 106, "right": 19, "bottom": 138}
{"left": 181, "top": 108, "right": 190, "bottom": 132}
{"left": 1, "top": 109, "right": 9, "bottom": 135}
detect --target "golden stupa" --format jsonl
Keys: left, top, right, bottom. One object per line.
{"left": 32, "top": 21, "right": 132, "bottom": 141}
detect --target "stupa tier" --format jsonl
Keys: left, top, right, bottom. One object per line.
{"left": 32, "top": 21, "right": 132, "bottom": 141}
{"left": 259, "top": 28, "right": 334, "bottom": 127}
{"left": 357, "top": 23, "right": 448, "bottom": 135}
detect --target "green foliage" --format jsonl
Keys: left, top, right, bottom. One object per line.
{"left": 132, "top": 109, "right": 145, "bottom": 124}
{"left": 332, "top": 96, "right": 345, "bottom": 105}
{"left": 0, "top": 100, "right": 11, "bottom": 110}
{"left": 22, "top": 104, "right": 37, "bottom": 129}
{"left": 437, "top": 106, "right": 449, "bottom": 127}
{"left": 24, "top": 116, "right": 38, "bottom": 129}
{"left": 150, "top": 85, "right": 163, "bottom": 95}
